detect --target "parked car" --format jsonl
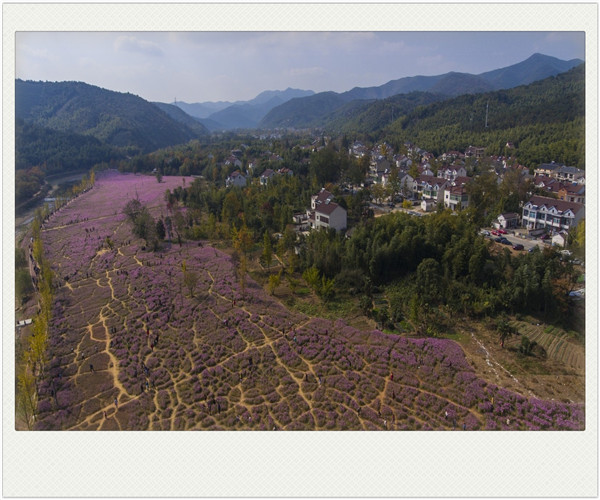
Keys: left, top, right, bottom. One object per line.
{"left": 498, "top": 229, "right": 508, "bottom": 234}
{"left": 494, "top": 236, "right": 504, "bottom": 243}
{"left": 480, "top": 230, "right": 490, "bottom": 236}
{"left": 540, "top": 234, "right": 550, "bottom": 240}
{"left": 491, "top": 230, "right": 500, "bottom": 236}
{"left": 500, "top": 238, "right": 512, "bottom": 245}
{"left": 512, "top": 243, "right": 524, "bottom": 251}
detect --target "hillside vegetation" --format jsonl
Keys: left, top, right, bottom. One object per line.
{"left": 381, "top": 64, "right": 585, "bottom": 168}
{"left": 16, "top": 79, "right": 202, "bottom": 154}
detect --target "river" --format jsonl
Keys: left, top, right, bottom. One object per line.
{"left": 15, "top": 171, "right": 88, "bottom": 241}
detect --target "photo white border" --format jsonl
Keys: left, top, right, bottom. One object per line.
{"left": 3, "top": 2, "right": 598, "bottom": 497}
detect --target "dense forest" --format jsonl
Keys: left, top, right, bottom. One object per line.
{"left": 15, "top": 79, "right": 204, "bottom": 154}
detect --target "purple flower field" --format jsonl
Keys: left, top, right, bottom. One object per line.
{"left": 33, "top": 172, "right": 584, "bottom": 431}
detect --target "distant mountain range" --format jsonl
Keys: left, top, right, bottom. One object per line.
{"left": 170, "top": 88, "right": 315, "bottom": 131}
{"left": 259, "top": 53, "right": 583, "bottom": 129}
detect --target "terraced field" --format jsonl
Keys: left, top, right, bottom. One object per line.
{"left": 509, "top": 322, "right": 584, "bottom": 373}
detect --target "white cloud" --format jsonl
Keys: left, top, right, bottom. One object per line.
{"left": 114, "top": 35, "right": 164, "bottom": 57}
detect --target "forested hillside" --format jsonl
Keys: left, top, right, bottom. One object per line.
{"left": 382, "top": 64, "right": 585, "bottom": 168}
{"left": 15, "top": 118, "right": 120, "bottom": 173}
{"left": 323, "top": 92, "right": 447, "bottom": 135}
{"left": 260, "top": 91, "right": 348, "bottom": 129}
{"left": 16, "top": 80, "right": 200, "bottom": 153}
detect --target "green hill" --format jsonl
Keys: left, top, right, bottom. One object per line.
{"left": 384, "top": 64, "right": 585, "bottom": 169}
{"left": 323, "top": 92, "right": 447, "bottom": 135}
{"left": 16, "top": 79, "right": 200, "bottom": 154}
{"left": 15, "top": 118, "right": 122, "bottom": 173}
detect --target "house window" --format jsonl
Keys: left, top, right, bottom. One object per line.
{"left": 320, "top": 215, "right": 329, "bottom": 224}
{"left": 523, "top": 209, "right": 529, "bottom": 217}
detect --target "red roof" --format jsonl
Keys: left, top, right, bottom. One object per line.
{"left": 316, "top": 201, "right": 344, "bottom": 216}
{"left": 314, "top": 189, "right": 334, "bottom": 204}
{"left": 527, "top": 195, "right": 584, "bottom": 214}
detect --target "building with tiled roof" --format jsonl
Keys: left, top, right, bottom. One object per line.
{"left": 522, "top": 195, "right": 584, "bottom": 233}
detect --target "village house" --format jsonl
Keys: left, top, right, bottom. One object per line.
{"left": 495, "top": 212, "right": 520, "bottom": 230}
{"left": 522, "top": 195, "right": 585, "bottom": 233}
{"left": 349, "top": 141, "right": 368, "bottom": 158}
{"left": 260, "top": 169, "right": 276, "bottom": 186}
{"left": 260, "top": 167, "right": 293, "bottom": 186}
{"left": 418, "top": 164, "right": 435, "bottom": 177}
{"left": 443, "top": 184, "right": 470, "bottom": 211}
{"left": 557, "top": 183, "right": 585, "bottom": 205}
{"left": 533, "top": 175, "right": 559, "bottom": 192}
{"left": 464, "top": 146, "right": 485, "bottom": 159}
{"left": 224, "top": 156, "right": 242, "bottom": 169}
{"left": 416, "top": 175, "right": 448, "bottom": 202}
{"left": 552, "top": 231, "right": 569, "bottom": 248}
{"left": 441, "top": 150, "right": 464, "bottom": 162}
{"left": 382, "top": 171, "right": 415, "bottom": 199}
{"left": 277, "top": 167, "right": 293, "bottom": 177}
{"left": 225, "top": 170, "right": 248, "bottom": 188}
{"left": 307, "top": 188, "right": 347, "bottom": 232}
{"left": 395, "top": 154, "right": 412, "bottom": 169}
{"left": 311, "top": 188, "right": 334, "bottom": 209}
{"left": 534, "top": 162, "right": 563, "bottom": 177}
{"left": 370, "top": 157, "right": 391, "bottom": 176}
{"left": 555, "top": 165, "right": 585, "bottom": 183}
{"left": 437, "top": 166, "right": 467, "bottom": 182}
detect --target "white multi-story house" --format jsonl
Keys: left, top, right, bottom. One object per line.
{"left": 437, "top": 166, "right": 467, "bottom": 182}
{"left": 522, "top": 195, "right": 585, "bottom": 233}
{"left": 311, "top": 202, "right": 347, "bottom": 232}
{"left": 416, "top": 175, "right": 448, "bottom": 203}
{"left": 443, "top": 184, "right": 470, "bottom": 211}
{"left": 308, "top": 188, "right": 347, "bottom": 232}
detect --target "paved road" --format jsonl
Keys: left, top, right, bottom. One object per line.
{"left": 483, "top": 231, "right": 544, "bottom": 252}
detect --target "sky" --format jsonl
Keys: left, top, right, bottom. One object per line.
{"left": 16, "top": 31, "right": 585, "bottom": 104}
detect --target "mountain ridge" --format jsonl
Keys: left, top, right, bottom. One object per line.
{"left": 16, "top": 79, "right": 204, "bottom": 153}
{"left": 259, "top": 53, "right": 583, "bottom": 129}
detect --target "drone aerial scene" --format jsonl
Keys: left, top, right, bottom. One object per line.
{"left": 14, "top": 30, "right": 587, "bottom": 434}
